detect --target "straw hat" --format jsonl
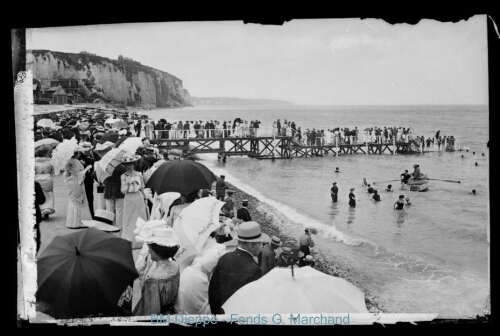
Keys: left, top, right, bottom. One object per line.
{"left": 134, "top": 218, "right": 179, "bottom": 247}
{"left": 121, "top": 155, "right": 141, "bottom": 164}
{"left": 81, "top": 209, "right": 120, "bottom": 232}
{"left": 78, "top": 142, "right": 93, "bottom": 151}
{"left": 236, "top": 221, "right": 269, "bottom": 243}
{"left": 270, "top": 236, "right": 282, "bottom": 246}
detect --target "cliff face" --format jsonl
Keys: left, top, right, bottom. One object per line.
{"left": 26, "top": 50, "right": 191, "bottom": 108}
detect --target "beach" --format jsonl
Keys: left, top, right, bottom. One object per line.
{"left": 224, "top": 181, "right": 382, "bottom": 313}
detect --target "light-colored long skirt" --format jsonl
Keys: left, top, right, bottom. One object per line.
{"left": 66, "top": 190, "right": 92, "bottom": 228}
{"left": 35, "top": 174, "right": 55, "bottom": 216}
{"left": 122, "top": 192, "right": 148, "bottom": 249}
{"left": 106, "top": 198, "right": 124, "bottom": 237}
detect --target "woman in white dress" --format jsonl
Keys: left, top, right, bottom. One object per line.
{"left": 189, "top": 121, "right": 196, "bottom": 138}
{"left": 64, "top": 149, "right": 93, "bottom": 228}
{"left": 234, "top": 122, "right": 241, "bottom": 137}
{"left": 121, "top": 155, "right": 149, "bottom": 249}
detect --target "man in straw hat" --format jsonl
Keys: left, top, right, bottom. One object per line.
{"left": 261, "top": 235, "right": 282, "bottom": 275}
{"left": 208, "top": 221, "right": 269, "bottom": 314}
{"left": 276, "top": 246, "right": 304, "bottom": 268}
{"left": 236, "top": 199, "right": 252, "bottom": 222}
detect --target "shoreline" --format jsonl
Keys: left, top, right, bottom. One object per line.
{"left": 225, "top": 181, "right": 384, "bottom": 313}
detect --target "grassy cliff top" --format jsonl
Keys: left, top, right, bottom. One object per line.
{"left": 28, "top": 49, "right": 182, "bottom": 84}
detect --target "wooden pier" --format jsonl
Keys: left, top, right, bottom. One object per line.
{"left": 150, "top": 135, "right": 417, "bottom": 159}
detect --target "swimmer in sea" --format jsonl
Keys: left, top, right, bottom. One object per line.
{"left": 372, "top": 190, "right": 381, "bottom": 201}
{"left": 362, "top": 177, "right": 368, "bottom": 187}
{"left": 348, "top": 188, "right": 356, "bottom": 208}
{"left": 475, "top": 162, "right": 478, "bottom": 166}
{"left": 472, "top": 189, "right": 476, "bottom": 195}
{"left": 335, "top": 167, "right": 340, "bottom": 173}
{"left": 394, "top": 195, "right": 405, "bottom": 210}
{"left": 405, "top": 197, "right": 411, "bottom": 205}
{"left": 386, "top": 184, "right": 394, "bottom": 192}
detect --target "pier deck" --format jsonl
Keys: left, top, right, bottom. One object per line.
{"left": 150, "top": 135, "right": 418, "bottom": 159}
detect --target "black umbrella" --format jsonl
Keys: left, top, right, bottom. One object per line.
{"left": 36, "top": 228, "right": 138, "bottom": 319}
{"left": 145, "top": 160, "right": 218, "bottom": 196}
{"left": 99, "top": 131, "right": 119, "bottom": 144}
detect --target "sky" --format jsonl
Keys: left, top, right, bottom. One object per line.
{"left": 25, "top": 16, "right": 489, "bottom": 105}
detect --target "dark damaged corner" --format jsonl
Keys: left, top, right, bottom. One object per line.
{"left": 12, "top": 29, "right": 26, "bottom": 87}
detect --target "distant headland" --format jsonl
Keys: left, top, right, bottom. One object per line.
{"left": 189, "top": 96, "right": 294, "bottom": 106}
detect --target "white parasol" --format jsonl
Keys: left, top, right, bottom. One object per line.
{"left": 95, "top": 148, "right": 133, "bottom": 183}
{"left": 118, "top": 137, "right": 143, "bottom": 156}
{"left": 50, "top": 138, "right": 79, "bottom": 175}
{"left": 222, "top": 266, "right": 370, "bottom": 314}
{"left": 37, "top": 118, "right": 56, "bottom": 129}
{"left": 173, "top": 197, "right": 226, "bottom": 272}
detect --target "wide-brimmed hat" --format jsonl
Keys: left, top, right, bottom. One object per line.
{"left": 81, "top": 209, "right": 120, "bottom": 232}
{"left": 399, "top": 195, "right": 405, "bottom": 198}
{"left": 121, "top": 155, "right": 141, "bottom": 164}
{"left": 236, "top": 221, "right": 269, "bottom": 243}
{"left": 270, "top": 236, "right": 282, "bottom": 246}
{"left": 134, "top": 218, "right": 179, "bottom": 247}
{"left": 281, "top": 246, "right": 305, "bottom": 260}
{"left": 332, "top": 182, "right": 337, "bottom": 185}
{"left": 227, "top": 189, "right": 235, "bottom": 194}
{"left": 305, "top": 228, "right": 318, "bottom": 235}
{"left": 78, "top": 142, "right": 93, "bottom": 151}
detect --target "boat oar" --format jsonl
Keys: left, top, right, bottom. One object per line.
{"left": 373, "top": 179, "right": 400, "bottom": 185}
{"left": 428, "top": 178, "right": 461, "bottom": 183}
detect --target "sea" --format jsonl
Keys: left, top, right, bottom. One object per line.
{"left": 143, "top": 104, "right": 489, "bottom": 319}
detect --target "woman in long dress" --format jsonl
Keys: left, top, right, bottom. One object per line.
{"left": 133, "top": 226, "right": 180, "bottom": 315}
{"left": 64, "top": 151, "right": 93, "bottom": 228}
{"left": 35, "top": 146, "right": 55, "bottom": 218}
{"left": 120, "top": 155, "right": 149, "bottom": 249}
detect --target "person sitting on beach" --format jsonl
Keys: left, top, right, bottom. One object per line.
{"left": 276, "top": 246, "right": 303, "bottom": 268}
{"left": 261, "top": 236, "right": 282, "bottom": 275}
{"left": 372, "top": 190, "right": 381, "bottom": 202}
{"left": 386, "top": 184, "right": 394, "bottom": 192}
{"left": 394, "top": 195, "right": 405, "bottom": 210}
{"left": 236, "top": 199, "right": 252, "bottom": 222}
{"left": 366, "top": 184, "right": 374, "bottom": 193}
{"left": 299, "top": 255, "right": 315, "bottom": 268}
{"left": 299, "top": 228, "right": 317, "bottom": 257}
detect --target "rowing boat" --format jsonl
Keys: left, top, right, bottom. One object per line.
{"left": 401, "top": 175, "right": 429, "bottom": 192}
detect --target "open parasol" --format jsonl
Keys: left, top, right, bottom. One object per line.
{"left": 222, "top": 266, "right": 370, "bottom": 314}
{"left": 35, "top": 138, "right": 60, "bottom": 149}
{"left": 36, "top": 228, "right": 138, "bottom": 319}
{"left": 95, "top": 148, "right": 131, "bottom": 183}
{"left": 173, "top": 197, "right": 226, "bottom": 272}
{"left": 145, "top": 160, "right": 217, "bottom": 196}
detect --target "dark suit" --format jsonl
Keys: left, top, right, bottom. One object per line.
{"left": 237, "top": 207, "right": 251, "bottom": 222}
{"left": 208, "top": 248, "right": 262, "bottom": 314}
{"left": 260, "top": 244, "right": 277, "bottom": 275}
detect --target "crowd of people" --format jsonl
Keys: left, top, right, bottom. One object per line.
{"left": 34, "top": 109, "right": 321, "bottom": 318}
